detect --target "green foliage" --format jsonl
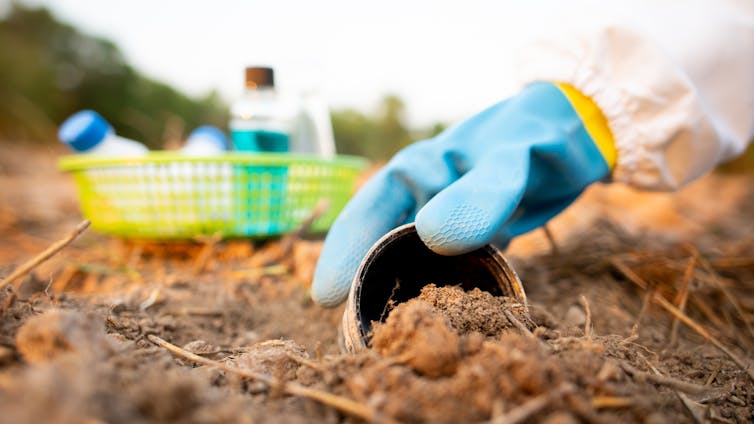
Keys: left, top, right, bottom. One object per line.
{"left": 331, "top": 95, "right": 446, "bottom": 160}
{"left": 0, "top": 4, "right": 228, "bottom": 147}
{"left": 0, "top": 4, "right": 446, "bottom": 159}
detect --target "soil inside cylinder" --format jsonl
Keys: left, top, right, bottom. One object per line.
{"left": 354, "top": 225, "right": 520, "bottom": 344}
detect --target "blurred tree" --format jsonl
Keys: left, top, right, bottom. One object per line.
{"left": 330, "top": 108, "right": 377, "bottom": 158}
{"left": 0, "top": 4, "right": 228, "bottom": 147}
{"left": 0, "top": 4, "right": 449, "bottom": 159}
{"left": 376, "top": 94, "right": 411, "bottom": 153}
{"left": 332, "top": 95, "right": 446, "bottom": 160}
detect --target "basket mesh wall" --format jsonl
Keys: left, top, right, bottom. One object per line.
{"left": 62, "top": 154, "right": 365, "bottom": 238}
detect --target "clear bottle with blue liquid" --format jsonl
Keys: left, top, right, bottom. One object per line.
{"left": 230, "top": 67, "right": 294, "bottom": 153}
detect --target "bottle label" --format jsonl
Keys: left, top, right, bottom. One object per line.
{"left": 231, "top": 129, "right": 290, "bottom": 153}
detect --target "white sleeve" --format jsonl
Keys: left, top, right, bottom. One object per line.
{"left": 514, "top": 0, "right": 754, "bottom": 190}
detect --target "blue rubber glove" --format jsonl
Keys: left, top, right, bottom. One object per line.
{"left": 312, "top": 82, "right": 615, "bottom": 307}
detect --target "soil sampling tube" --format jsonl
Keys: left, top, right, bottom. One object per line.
{"left": 340, "top": 223, "right": 527, "bottom": 353}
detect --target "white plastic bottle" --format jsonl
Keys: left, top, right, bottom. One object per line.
{"left": 58, "top": 110, "right": 148, "bottom": 156}
{"left": 229, "top": 67, "right": 296, "bottom": 152}
{"left": 292, "top": 90, "right": 336, "bottom": 157}
{"left": 181, "top": 126, "right": 228, "bottom": 156}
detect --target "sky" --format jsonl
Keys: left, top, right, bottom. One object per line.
{"left": 12, "top": 0, "right": 550, "bottom": 127}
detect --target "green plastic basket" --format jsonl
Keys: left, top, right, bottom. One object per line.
{"left": 58, "top": 152, "right": 367, "bottom": 239}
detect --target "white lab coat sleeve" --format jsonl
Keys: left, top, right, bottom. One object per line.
{"left": 514, "top": 0, "right": 754, "bottom": 190}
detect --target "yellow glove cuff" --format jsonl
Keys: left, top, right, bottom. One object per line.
{"left": 554, "top": 82, "right": 617, "bottom": 170}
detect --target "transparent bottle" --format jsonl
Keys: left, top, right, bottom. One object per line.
{"left": 229, "top": 67, "right": 294, "bottom": 153}
{"left": 58, "top": 110, "right": 148, "bottom": 156}
{"left": 292, "top": 90, "right": 336, "bottom": 157}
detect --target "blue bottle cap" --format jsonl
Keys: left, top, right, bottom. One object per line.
{"left": 187, "top": 126, "right": 229, "bottom": 150}
{"left": 58, "top": 110, "right": 113, "bottom": 152}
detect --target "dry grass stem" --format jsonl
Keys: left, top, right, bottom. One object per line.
{"left": 609, "top": 258, "right": 647, "bottom": 290}
{"left": 686, "top": 246, "right": 754, "bottom": 340}
{"left": 670, "top": 257, "right": 695, "bottom": 346}
{"left": 580, "top": 295, "right": 593, "bottom": 341}
{"left": 0, "top": 220, "right": 90, "bottom": 290}
{"left": 705, "top": 364, "right": 722, "bottom": 386}
{"left": 379, "top": 278, "right": 401, "bottom": 322}
{"left": 285, "top": 352, "right": 327, "bottom": 373}
{"left": 591, "top": 396, "right": 634, "bottom": 409}
{"left": 504, "top": 309, "right": 550, "bottom": 352}
{"left": 503, "top": 309, "right": 534, "bottom": 338}
{"left": 690, "top": 296, "right": 729, "bottom": 333}
{"left": 147, "top": 334, "right": 392, "bottom": 424}
{"left": 612, "top": 258, "right": 753, "bottom": 381}
{"left": 227, "top": 265, "right": 289, "bottom": 280}
{"left": 543, "top": 225, "right": 559, "bottom": 256}
{"left": 652, "top": 293, "right": 754, "bottom": 382}
{"left": 138, "top": 287, "right": 161, "bottom": 311}
{"left": 564, "top": 394, "right": 610, "bottom": 424}
{"left": 279, "top": 199, "right": 330, "bottom": 257}
{"left": 686, "top": 245, "right": 754, "bottom": 346}
{"left": 661, "top": 265, "right": 736, "bottom": 288}
{"left": 642, "top": 359, "right": 706, "bottom": 424}
{"left": 488, "top": 384, "right": 574, "bottom": 424}
{"left": 619, "top": 362, "right": 711, "bottom": 395}
{"left": 711, "top": 256, "right": 754, "bottom": 268}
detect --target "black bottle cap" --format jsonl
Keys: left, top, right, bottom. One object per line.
{"left": 245, "top": 66, "right": 274, "bottom": 89}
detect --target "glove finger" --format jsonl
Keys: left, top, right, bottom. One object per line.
{"left": 312, "top": 139, "right": 463, "bottom": 307}
{"left": 311, "top": 168, "right": 415, "bottom": 307}
{"left": 415, "top": 149, "right": 529, "bottom": 255}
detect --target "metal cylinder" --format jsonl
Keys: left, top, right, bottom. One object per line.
{"left": 340, "top": 223, "right": 527, "bottom": 353}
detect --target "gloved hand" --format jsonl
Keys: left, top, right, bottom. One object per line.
{"left": 312, "top": 81, "right": 616, "bottom": 307}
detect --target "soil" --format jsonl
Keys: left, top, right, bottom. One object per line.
{"left": 409, "top": 284, "right": 534, "bottom": 336}
{"left": 1, "top": 144, "right": 753, "bottom": 423}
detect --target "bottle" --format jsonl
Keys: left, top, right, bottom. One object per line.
{"left": 58, "top": 110, "right": 148, "bottom": 155}
{"left": 292, "top": 90, "right": 336, "bottom": 157}
{"left": 229, "top": 66, "right": 294, "bottom": 153}
{"left": 181, "top": 126, "right": 229, "bottom": 156}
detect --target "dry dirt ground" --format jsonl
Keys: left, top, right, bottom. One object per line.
{"left": 0, "top": 144, "right": 753, "bottom": 423}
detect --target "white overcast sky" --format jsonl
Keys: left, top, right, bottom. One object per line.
{"left": 10, "top": 0, "right": 554, "bottom": 126}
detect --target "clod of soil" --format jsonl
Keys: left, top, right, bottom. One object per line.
{"left": 225, "top": 339, "right": 309, "bottom": 381}
{"left": 414, "top": 284, "right": 534, "bottom": 336}
{"left": 372, "top": 300, "right": 460, "bottom": 377}
{"left": 338, "top": 325, "right": 562, "bottom": 423}
{"left": 15, "top": 309, "right": 115, "bottom": 363}
{"left": 371, "top": 284, "right": 534, "bottom": 378}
